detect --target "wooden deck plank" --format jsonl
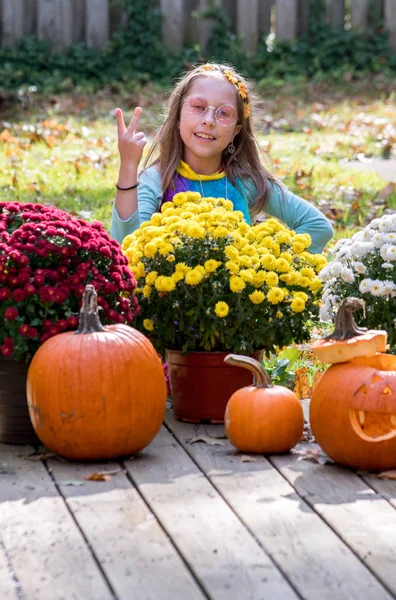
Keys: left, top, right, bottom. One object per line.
{"left": 0, "top": 541, "right": 19, "bottom": 600}
{"left": 363, "top": 475, "right": 396, "bottom": 510}
{"left": 271, "top": 446, "right": 396, "bottom": 597}
{"left": 165, "top": 413, "right": 393, "bottom": 600}
{"left": 0, "top": 444, "right": 113, "bottom": 600}
{"left": 48, "top": 458, "right": 206, "bottom": 600}
{"left": 124, "top": 426, "right": 299, "bottom": 600}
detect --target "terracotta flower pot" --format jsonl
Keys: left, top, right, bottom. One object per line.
{"left": 166, "top": 349, "right": 264, "bottom": 423}
{"left": 0, "top": 357, "right": 39, "bottom": 445}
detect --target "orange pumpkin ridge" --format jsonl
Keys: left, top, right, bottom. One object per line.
{"left": 27, "top": 285, "right": 167, "bottom": 460}
{"left": 223, "top": 354, "right": 304, "bottom": 454}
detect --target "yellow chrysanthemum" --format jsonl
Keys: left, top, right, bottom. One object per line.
{"left": 298, "top": 276, "right": 311, "bottom": 288}
{"left": 291, "top": 298, "right": 306, "bottom": 313}
{"left": 266, "top": 271, "right": 279, "bottom": 287}
{"left": 159, "top": 242, "right": 174, "bottom": 256}
{"left": 143, "top": 241, "right": 158, "bottom": 258}
{"left": 279, "top": 251, "right": 293, "bottom": 263}
{"left": 239, "top": 269, "right": 254, "bottom": 283}
{"left": 293, "top": 291, "right": 309, "bottom": 302}
{"left": 143, "top": 319, "right": 154, "bottom": 331}
{"left": 172, "top": 271, "right": 184, "bottom": 283}
{"left": 249, "top": 290, "right": 265, "bottom": 304}
{"left": 267, "top": 287, "right": 284, "bottom": 304}
{"left": 146, "top": 271, "right": 158, "bottom": 286}
{"left": 309, "top": 277, "right": 323, "bottom": 292}
{"left": 154, "top": 276, "right": 176, "bottom": 293}
{"left": 300, "top": 267, "right": 315, "bottom": 279}
{"left": 225, "top": 245, "right": 239, "bottom": 260}
{"left": 185, "top": 269, "right": 204, "bottom": 286}
{"left": 215, "top": 301, "right": 229, "bottom": 318}
{"left": 292, "top": 242, "right": 306, "bottom": 254}
{"left": 276, "top": 231, "right": 292, "bottom": 245}
{"left": 167, "top": 255, "right": 175, "bottom": 262}
{"left": 261, "top": 254, "right": 277, "bottom": 270}
{"left": 225, "top": 260, "right": 240, "bottom": 274}
{"left": 175, "top": 262, "right": 191, "bottom": 274}
{"left": 143, "top": 285, "right": 152, "bottom": 298}
{"left": 252, "top": 270, "right": 267, "bottom": 287}
{"left": 275, "top": 258, "right": 290, "bottom": 273}
{"left": 230, "top": 275, "right": 246, "bottom": 293}
{"left": 205, "top": 259, "right": 221, "bottom": 273}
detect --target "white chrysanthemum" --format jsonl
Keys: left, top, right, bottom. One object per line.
{"left": 381, "top": 262, "right": 394, "bottom": 270}
{"left": 379, "top": 219, "right": 393, "bottom": 233}
{"left": 362, "top": 229, "right": 372, "bottom": 242}
{"left": 384, "top": 245, "right": 396, "bottom": 261}
{"left": 336, "top": 245, "right": 352, "bottom": 261}
{"left": 370, "top": 280, "right": 386, "bottom": 297}
{"left": 353, "top": 261, "right": 367, "bottom": 274}
{"left": 380, "top": 243, "right": 392, "bottom": 261}
{"left": 329, "top": 262, "right": 343, "bottom": 277}
{"left": 372, "top": 232, "right": 385, "bottom": 247}
{"left": 318, "top": 264, "right": 332, "bottom": 281}
{"left": 352, "top": 242, "right": 375, "bottom": 259}
{"left": 381, "top": 281, "right": 396, "bottom": 295}
{"left": 368, "top": 218, "right": 381, "bottom": 230}
{"left": 384, "top": 232, "right": 396, "bottom": 243}
{"left": 359, "top": 278, "right": 373, "bottom": 293}
{"left": 340, "top": 266, "right": 355, "bottom": 283}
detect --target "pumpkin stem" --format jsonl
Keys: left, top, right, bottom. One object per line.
{"left": 224, "top": 354, "right": 273, "bottom": 388}
{"left": 324, "top": 297, "right": 368, "bottom": 341}
{"left": 75, "top": 284, "right": 106, "bottom": 334}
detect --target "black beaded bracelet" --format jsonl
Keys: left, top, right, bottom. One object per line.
{"left": 115, "top": 182, "right": 139, "bottom": 191}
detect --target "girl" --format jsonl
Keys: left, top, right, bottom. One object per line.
{"left": 111, "top": 62, "right": 333, "bottom": 254}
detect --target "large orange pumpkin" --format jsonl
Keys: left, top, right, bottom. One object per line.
{"left": 310, "top": 353, "right": 396, "bottom": 472}
{"left": 27, "top": 285, "right": 167, "bottom": 460}
{"left": 224, "top": 354, "right": 304, "bottom": 454}
{"left": 310, "top": 297, "right": 387, "bottom": 364}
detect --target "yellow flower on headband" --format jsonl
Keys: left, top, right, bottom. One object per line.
{"left": 223, "top": 69, "right": 238, "bottom": 85}
{"left": 237, "top": 81, "right": 247, "bottom": 100}
{"left": 243, "top": 104, "right": 251, "bottom": 119}
{"left": 200, "top": 64, "right": 216, "bottom": 71}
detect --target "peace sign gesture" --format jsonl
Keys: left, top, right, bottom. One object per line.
{"left": 115, "top": 107, "right": 147, "bottom": 166}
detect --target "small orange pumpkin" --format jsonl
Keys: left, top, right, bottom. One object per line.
{"left": 224, "top": 354, "right": 304, "bottom": 454}
{"left": 27, "top": 285, "right": 167, "bottom": 460}
{"left": 310, "top": 352, "right": 396, "bottom": 472}
{"left": 310, "top": 297, "right": 387, "bottom": 364}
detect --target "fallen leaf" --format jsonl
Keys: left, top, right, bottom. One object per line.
{"left": 57, "top": 480, "right": 85, "bottom": 486}
{"left": 23, "top": 451, "right": 56, "bottom": 461}
{"left": 240, "top": 455, "right": 257, "bottom": 462}
{"left": 187, "top": 435, "right": 226, "bottom": 446}
{"left": 377, "top": 470, "right": 396, "bottom": 480}
{"left": 84, "top": 472, "right": 112, "bottom": 481}
{"left": 292, "top": 447, "right": 333, "bottom": 465}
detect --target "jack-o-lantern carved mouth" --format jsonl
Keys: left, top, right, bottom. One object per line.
{"left": 349, "top": 409, "right": 396, "bottom": 442}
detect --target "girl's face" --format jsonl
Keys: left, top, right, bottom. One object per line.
{"left": 179, "top": 76, "right": 241, "bottom": 174}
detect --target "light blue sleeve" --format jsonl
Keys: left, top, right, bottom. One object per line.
{"left": 245, "top": 179, "right": 333, "bottom": 254}
{"left": 110, "top": 166, "right": 162, "bottom": 243}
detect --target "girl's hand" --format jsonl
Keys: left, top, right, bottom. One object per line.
{"left": 115, "top": 107, "right": 147, "bottom": 166}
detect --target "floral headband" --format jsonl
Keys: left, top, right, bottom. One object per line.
{"left": 198, "top": 64, "right": 251, "bottom": 119}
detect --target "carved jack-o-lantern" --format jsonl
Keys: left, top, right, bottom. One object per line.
{"left": 310, "top": 353, "right": 396, "bottom": 472}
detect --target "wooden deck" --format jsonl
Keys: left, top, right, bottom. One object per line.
{"left": 1, "top": 401, "right": 396, "bottom": 600}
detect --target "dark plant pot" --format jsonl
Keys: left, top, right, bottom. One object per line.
{"left": 0, "top": 357, "right": 39, "bottom": 445}
{"left": 166, "top": 349, "right": 263, "bottom": 423}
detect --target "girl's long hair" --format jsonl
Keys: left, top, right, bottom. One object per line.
{"left": 143, "top": 63, "right": 280, "bottom": 219}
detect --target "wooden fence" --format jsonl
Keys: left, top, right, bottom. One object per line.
{"left": 1, "top": 0, "right": 396, "bottom": 55}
